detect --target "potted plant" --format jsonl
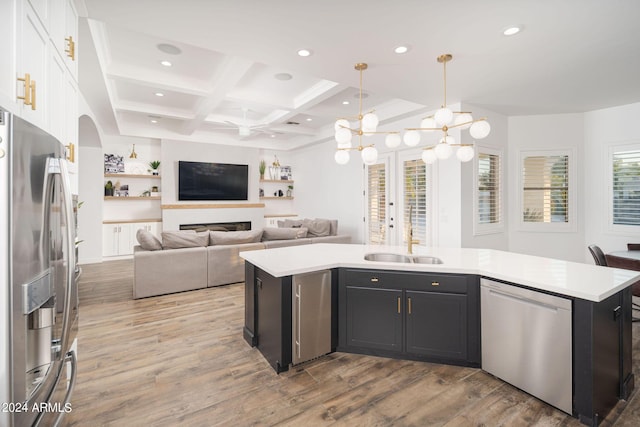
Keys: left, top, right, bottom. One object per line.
{"left": 287, "top": 184, "right": 293, "bottom": 197}
{"left": 104, "top": 180, "right": 113, "bottom": 196}
{"left": 148, "top": 160, "right": 161, "bottom": 175}
{"left": 259, "top": 160, "right": 266, "bottom": 180}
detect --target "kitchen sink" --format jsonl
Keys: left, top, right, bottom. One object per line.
{"left": 364, "top": 253, "right": 413, "bottom": 263}
{"left": 412, "top": 256, "right": 443, "bottom": 264}
{"left": 364, "top": 253, "right": 443, "bottom": 264}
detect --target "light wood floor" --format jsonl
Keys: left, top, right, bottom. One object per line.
{"left": 63, "top": 259, "right": 640, "bottom": 426}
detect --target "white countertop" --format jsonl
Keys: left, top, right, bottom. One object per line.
{"left": 240, "top": 244, "right": 640, "bottom": 302}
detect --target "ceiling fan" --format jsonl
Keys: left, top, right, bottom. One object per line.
{"left": 209, "top": 107, "right": 270, "bottom": 137}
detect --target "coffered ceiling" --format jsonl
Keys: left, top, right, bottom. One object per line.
{"left": 78, "top": 0, "right": 640, "bottom": 150}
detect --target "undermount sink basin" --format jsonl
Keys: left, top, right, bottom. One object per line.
{"left": 412, "top": 256, "right": 444, "bottom": 264}
{"left": 363, "top": 253, "right": 443, "bottom": 264}
{"left": 364, "top": 253, "right": 412, "bottom": 263}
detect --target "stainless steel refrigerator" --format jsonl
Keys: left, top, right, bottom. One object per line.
{"left": 0, "top": 110, "right": 79, "bottom": 427}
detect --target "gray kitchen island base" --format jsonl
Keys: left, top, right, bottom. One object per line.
{"left": 243, "top": 262, "right": 634, "bottom": 427}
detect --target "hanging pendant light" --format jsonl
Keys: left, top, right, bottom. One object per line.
{"left": 334, "top": 63, "right": 399, "bottom": 165}
{"left": 403, "top": 54, "right": 491, "bottom": 164}
{"left": 129, "top": 144, "right": 138, "bottom": 159}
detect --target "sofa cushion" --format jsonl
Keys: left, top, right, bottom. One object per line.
{"left": 161, "top": 230, "right": 209, "bottom": 249}
{"left": 262, "top": 227, "right": 308, "bottom": 241}
{"left": 209, "top": 229, "right": 264, "bottom": 245}
{"left": 316, "top": 218, "right": 338, "bottom": 236}
{"left": 136, "top": 229, "right": 162, "bottom": 251}
{"left": 301, "top": 219, "right": 331, "bottom": 237}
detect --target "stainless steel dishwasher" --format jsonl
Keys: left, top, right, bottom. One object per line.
{"left": 292, "top": 270, "right": 332, "bottom": 365}
{"left": 481, "top": 278, "right": 572, "bottom": 414}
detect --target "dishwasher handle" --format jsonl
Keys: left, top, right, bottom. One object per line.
{"left": 486, "top": 288, "right": 564, "bottom": 313}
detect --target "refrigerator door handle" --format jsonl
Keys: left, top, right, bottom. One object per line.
{"left": 46, "top": 158, "right": 76, "bottom": 358}
{"left": 53, "top": 350, "right": 77, "bottom": 427}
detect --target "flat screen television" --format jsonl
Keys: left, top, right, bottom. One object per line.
{"left": 178, "top": 161, "right": 248, "bottom": 201}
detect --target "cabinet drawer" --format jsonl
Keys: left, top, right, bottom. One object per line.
{"left": 342, "top": 269, "right": 424, "bottom": 288}
{"left": 411, "top": 274, "right": 469, "bottom": 294}
{"left": 342, "top": 269, "right": 469, "bottom": 294}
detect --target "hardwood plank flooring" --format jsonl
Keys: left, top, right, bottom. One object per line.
{"left": 63, "top": 259, "right": 640, "bottom": 426}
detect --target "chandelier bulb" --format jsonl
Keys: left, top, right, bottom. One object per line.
{"left": 335, "top": 150, "right": 350, "bottom": 165}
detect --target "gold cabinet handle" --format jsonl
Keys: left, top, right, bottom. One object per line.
{"left": 397, "top": 296, "right": 401, "bottom": 314}
{"left": 30, "top": 79, "right": 36, "bottom": 110}
{"left": 17, "top": 73, "right": 31, "bottom": 106}
{"left": 65, "top": 36, "right": 75, "bottom": 61}
{"left": 408, "top": 297, "right": 412, "bottom": 314}
{"left": 431, "top": 281, "right": 440, "bottom": 287}
{"left": 65, "top": 143, "right": 75, "bottom": 163}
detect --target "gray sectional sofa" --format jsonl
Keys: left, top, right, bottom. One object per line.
{"left": 133, "top": 219, "right": 350, "bottom": 299}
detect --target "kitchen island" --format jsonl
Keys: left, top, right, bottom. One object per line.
{"left": 241, "top": 244, "right": 640, "bottom": 426}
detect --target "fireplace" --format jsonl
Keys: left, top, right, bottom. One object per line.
{"left": 180, "top": 221, "right": 251, "bottom": 232}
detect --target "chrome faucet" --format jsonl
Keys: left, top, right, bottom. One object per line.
{"left": 408, "top": 204, "right": 419, "bottom": 254}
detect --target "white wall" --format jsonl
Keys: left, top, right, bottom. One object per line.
{"left": 461, "top": 104, "right": 509, "bottom": 250}
{"left": 584, "top": 102, "right": 640, "bottom": 257}
{"left": 507, "top": 113, "right": 585, "bottom": 261}
{"left": 292, "top": 140, "right": 365, "bottom": 243}
{"left": 77, "top": 145, "right": 103, "bottom": 264}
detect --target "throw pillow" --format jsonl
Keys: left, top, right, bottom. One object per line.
{"left": 262, "top": 227, "right": 308, "bottom": 241}
{"left": 136, "top": 229, "right": 162, "bottom": 251}
{"left": 209, "top": 229, "right": 264, "bottom": 245}
{"left": 161, "top": 230, "right": 208, "bottom": 249}
{"left": 283, "top": 219, "right": 303, "bottom": 228}
{"left": 301, "top": 219, "right": 331, "bottom": 237}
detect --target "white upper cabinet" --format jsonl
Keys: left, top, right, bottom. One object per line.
{"left": 1, "top": 0, "right": 79, "bottom": 139}
{"left": 18, "top": 1, "right": 49, "bottom": 129}
{"left": 0, "top": 0, "right": 18, "bottom": 111}
{"left": 48, "top": 0, "right": 78, "bottom": 81}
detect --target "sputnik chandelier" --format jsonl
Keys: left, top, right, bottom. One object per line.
{"left": 334, "top": 63, "right": 400, "bottom": 165}
{"left": 402, "top": 54, "right": 491, "bottom": 163}
{"left": 334, "top": 55, "right": 490, "bottom": 165}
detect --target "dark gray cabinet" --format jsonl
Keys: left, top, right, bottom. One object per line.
{"left": 345, "top": 286, "right": 403, "bottom": 352}
{"left": 406, "top": 290, "right": 467, "bottom": 360}
{"left": 338, "top": 268, "right": 479, "bottom": 367}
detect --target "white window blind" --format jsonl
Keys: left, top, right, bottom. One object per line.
{"left": 522, "top": 155, "right": 569, "bottom": 223}
{"left": 477, "top": 152, "right": 501, "bottom": 225}
{"left": 367, "top": 163, "right": 387, "bottom": 244}
{"left": 612, "top": 149, "right": 640, "bottom": 226}
{"left": 403, "top": 159, "right": 428, "bottom": 245}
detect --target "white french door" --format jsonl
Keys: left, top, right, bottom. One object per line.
{"left": 365, "top": 150, "right": 432, "bottom": 247}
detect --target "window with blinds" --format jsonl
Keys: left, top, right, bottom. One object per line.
{"left": 403, "top": 159, "right": 428, "bottom": 245}
{"left": 477, "top": 152, "right": 501, "bottom": 225}
{"left": 367, "top": 163, "right": 387, "bottom": 244}
{"left": 612, "top": 149, "right": 640, "bottom": 226}
{"left": 522, "top": 154, "right": 569, "bottom": 223}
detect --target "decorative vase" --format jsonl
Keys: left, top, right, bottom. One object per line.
{"left": 269, "top": 166, "right": 280, "bottom": 180}
{"left": 152, "top": 170, "right": 159, "bottom": 176}
{"left": 286, "top": 189, "right": 292, "bottom": 197}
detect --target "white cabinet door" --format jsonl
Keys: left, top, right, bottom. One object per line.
{"left": 18, "top": 1, "right": 49, "bottom": 129}
{"left": 63, "top": 0, "right": 77, "bottom": 79}
{"left": 0, "top": 0, "right": 18, "bottom": 112}
{"left": 103, "top": 223, "right": 133, "bottom": 257}
{"left": 102, "top": 224, "right": 119, "bottom": 257}
{"left": 47, "top": 45, "right": 65, "bottom": 141}
{"left": 132, "top": 222, "right": 163, "bottom": 243}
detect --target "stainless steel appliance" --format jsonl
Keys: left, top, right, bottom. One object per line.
{"left": 292, "top": 270, "right": 331, "bottom": 365}
{"left": 480, "top": 278, "right": 572, "bottom": 414}
{"left": 0, "top": 110, "right": 78, "bottom": 427}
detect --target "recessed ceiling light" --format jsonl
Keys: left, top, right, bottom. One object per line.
{"left": 270, "top": 134, "right": 276, "bottom": 138}
{"left": 394, "top": 45, "right": 410, "bottom": 54}
{"left": 274, "top": 72, "right": 293, "bottom": 81}
{"left": 157, "top": 43, "right": 182, "bottom": 55}
{"left": 150, "top": 119, "right": 158, "bottom": 123}
{"left": 306, "top": 118, "right": 312, "bottom": 122}
{"left": 160, "top": 60, "right": 172, "bottom": 67}
{"left": 297, "top": 49, "right": 312, "bottom": 57}
{"left": 503, "top": 25, "right": 523, "bottom": 36}
{"left": 155, "top": 92, "right": 164, "bottom": 97}
{"left": 342, "top": 100, "right": 350, "bottom": 105}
